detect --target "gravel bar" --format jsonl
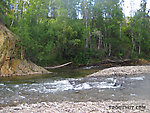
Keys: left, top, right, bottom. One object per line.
{"left": 88, "top": 65, "right": 150, "bottom": 77}
{"left": 0, "top": 100, "right": 150, "bottom": 113}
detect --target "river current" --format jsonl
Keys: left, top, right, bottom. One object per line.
{"left": 0, "top": 66, "right": 150, "bottom": 107}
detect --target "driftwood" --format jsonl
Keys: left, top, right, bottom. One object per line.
{"left": 44, "top": 62, "right": 72, "bottom": 69}
{"left": 100, "top": 59, "right": 132, "bottom": 65}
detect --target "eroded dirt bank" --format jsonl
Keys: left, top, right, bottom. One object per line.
{"left": 0, "top": 23, "right": 50, "bottom": 76}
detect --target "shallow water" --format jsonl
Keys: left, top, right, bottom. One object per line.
{"left": 0, "top": 66, "right": 150, "bottom": 107}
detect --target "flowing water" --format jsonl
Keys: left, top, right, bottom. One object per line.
{"left": 0, "top": 66, "right": 150, "bottom": 107}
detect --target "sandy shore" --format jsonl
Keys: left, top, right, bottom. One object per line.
{"left": 0, "top": 100, "right": 150, "bottom": 113}
{"left": 88, "top": 65, "right": 150, "bottom": 77}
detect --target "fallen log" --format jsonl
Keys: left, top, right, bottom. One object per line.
{"left": 100, "top": 59, "right": 133, "bottom": 65}
{"left": 44, "top": 62, "right": 72, "bottom": 69}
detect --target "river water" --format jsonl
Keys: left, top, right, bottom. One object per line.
{"left": 0, "top": 66, "right": 150, "bottom": 107}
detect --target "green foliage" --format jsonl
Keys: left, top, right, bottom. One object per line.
{"left": 2, "top": 0, "right": 150, "bottom": 66}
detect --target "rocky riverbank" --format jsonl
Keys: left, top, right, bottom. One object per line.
{"left": 0, "top": 100, "right": 150, "bottom": 113}
{"left": 88, "top": 65, "right": 150, "bottom": 77}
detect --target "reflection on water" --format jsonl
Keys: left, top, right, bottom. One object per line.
{"left": 0, "top": 66, "right": 150, "bottom": 107}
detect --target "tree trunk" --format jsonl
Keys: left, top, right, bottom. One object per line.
{"left": 139, "top": 45, "right": 141, "bottom": 55}
{"left": 82, "top": 0, "right": 88, "bottom": 48}
{"left": 131, "top": 38, "right": 135, "bottom": 54}
{"left": 120, "top": 23, "right": 122, "bottom": 38}
{"left": 109, "top": 44, "right": 111, "bottom": 56}
{"left": 98, "top": 37, "right": 100, "bottom": 50}
{"left": 88, "top": 20, "right": 91, "bottom": 48}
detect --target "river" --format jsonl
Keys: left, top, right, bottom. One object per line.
{"left": 0, "top": 66, "right": 150, "bottom": 107}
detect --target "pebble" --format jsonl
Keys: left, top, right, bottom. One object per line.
{"left": 88, "top": 65, "right": 150, "bottom": 77}
{"left": 0, "top": 100, "right": 150, "bottom": 113}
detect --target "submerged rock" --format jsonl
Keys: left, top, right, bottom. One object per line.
{"left": 0, "top": 23, "right": 50, "bottom": 76}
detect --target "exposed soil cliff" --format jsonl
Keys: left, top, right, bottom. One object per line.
{"left": 0, "top": 23, "right": 50, "bottom": 76}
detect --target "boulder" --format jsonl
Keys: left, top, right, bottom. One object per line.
{"left": 0, "top": 22, "right": 50, "bottom": 76}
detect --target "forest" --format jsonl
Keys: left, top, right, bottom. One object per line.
{"left": 0, "top": 0, "right": 150, "bottom": 66}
